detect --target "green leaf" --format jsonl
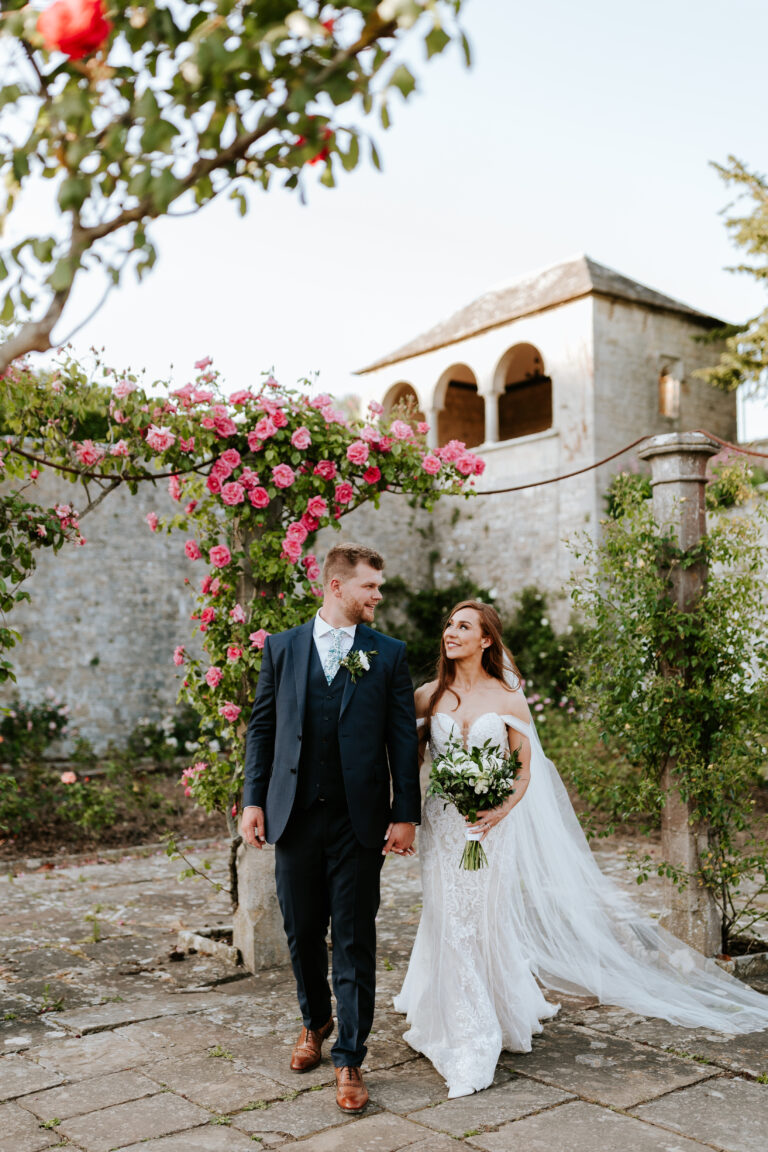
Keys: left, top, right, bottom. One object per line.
{"left": 390, "top": 65, "right": 416, "bottom": 99}
{"left": 425, "top": 26, "right": 450, "bottom": 59}
{"left": 49, "top": 258, "right": 76, "bottom": 292}
{"left": 339, "top": 135, "right": 359, "bottom": 174}
{"left": 57, "top": 176, "right": 89, "bottom": 213}
{"left": 31, "top": 238, "right": 55, "bottom": 264}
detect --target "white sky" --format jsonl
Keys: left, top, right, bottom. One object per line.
{"left": 10, "top": 0, "right": 768, "bottom": 437}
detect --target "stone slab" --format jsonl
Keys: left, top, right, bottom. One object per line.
{"left": 502, "top": 1023, "right": 715, "bottom": 1107}
{"left": 232, "top": 1085, "right": 358, "bottom": 1138}
{"left": 287, "top": 1112, "right": 443, "bottom": 1151}
{"left": 614, "top": 1016, "right": 768, "bottom": 1078}
{"left": 0, "top": 1054, "right": 63, "bottom": 1101}
{"left": 632, "top": 1076, "right": 768, "bottom": 1152}
{"left": 0, "top": 1100, "right": 57, "bottom": 1152}
{"left": 468, "top": 1099, "right": 714, "bottom": 1152}
{"left": 145, "top": 1052, "right": 286, "bottom": 1113}
{"left": 114, "top": 1128, "right": 261, "bottom": 1152}
{"left": 28, "top": 1030, "right": 149, "bottom": 1078}
{"left": 409, "top": 1075, "right": 573, "bottom": 1136}
{"left": 366, "top": 1061, "right": 449, "bottom": 1113}
{"left": 22, "top": 1069, "right": 158, "bottom": 1120}
{"left": 58, "top": 1091, "right": 211, "bottom": 1152}
{"left": 53, "top": 992, "right": 222, "bottom": 1034}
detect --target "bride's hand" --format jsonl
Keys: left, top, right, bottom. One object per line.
{"left": 466, "top": 796, "right": 514, "bottom": 841}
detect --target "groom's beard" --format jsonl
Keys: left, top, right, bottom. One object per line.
{"left": 340, "top": 594, "right": 378, "bottom": 625}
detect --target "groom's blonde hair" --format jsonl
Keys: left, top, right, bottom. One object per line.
{"left": 323, "top": 543, "right": 384, "bottom": 585}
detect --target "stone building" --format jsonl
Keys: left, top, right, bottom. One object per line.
{"left": 1, "top": 256, "right": 738, "bottom": 746}
{"left": 338, "top": 254, "right": 737, "bottom": 620}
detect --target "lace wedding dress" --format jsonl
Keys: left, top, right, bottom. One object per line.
{"left": 393, "top": 698, "right": 768, "bottom": 1098}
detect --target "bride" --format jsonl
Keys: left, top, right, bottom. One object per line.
{"left": 393, "top": 600, "right": 768, "bottom": 1098}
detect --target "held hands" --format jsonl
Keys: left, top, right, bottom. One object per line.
{"left": 241, "top": 806, "right": 266, "bottom": 849}
{"left": 466, "top": 795, "right": 515, "bottom": 842}
{"left": 383, "top": 821, "right": 416, "bottom": 857}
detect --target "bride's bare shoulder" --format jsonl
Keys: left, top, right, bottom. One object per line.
{"left": 494, "top": 678, "right": 532, "bottom": 723}
{"left": 414, "top": 680, "right": 437, "bottom": 719}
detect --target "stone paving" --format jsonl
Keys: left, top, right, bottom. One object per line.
{"left": 1, "top": 837, "right": 767, "bottom": 1152}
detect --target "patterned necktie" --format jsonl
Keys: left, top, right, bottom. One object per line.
{"left": 323, "top": 628, "right": 346, "bottom": 684}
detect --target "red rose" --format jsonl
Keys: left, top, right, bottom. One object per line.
{"left": 38, "top": 0, "right": 112, "bottom": 60}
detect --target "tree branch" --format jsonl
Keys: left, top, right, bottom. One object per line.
{"left": 0, "top": 17, "right": 398, "bottom": 375}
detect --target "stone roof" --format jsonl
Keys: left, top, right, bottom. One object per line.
{"left": 356, "top": 255, "right": 723, "bottom": 374}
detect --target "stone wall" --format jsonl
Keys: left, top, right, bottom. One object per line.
{"left": 0, "top": 470, "right": 198, "bottom": 752}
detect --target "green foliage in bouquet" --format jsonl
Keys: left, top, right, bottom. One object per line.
{"left": 428, "top": 735, "right": 521, "bottom": 870}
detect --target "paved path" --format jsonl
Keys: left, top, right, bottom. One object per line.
{"left": 1, "top": 838, "right": 767, "bottom": 1152}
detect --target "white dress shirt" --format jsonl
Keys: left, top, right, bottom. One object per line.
{"left": 313, "top": 611, "right": 356, "bottom": 667}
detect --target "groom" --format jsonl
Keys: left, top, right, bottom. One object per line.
{"left": 241, "top": 543, "right": 420, "bottom": 1113}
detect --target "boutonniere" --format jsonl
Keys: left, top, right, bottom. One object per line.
{"left": 340, "top": 649, "right": 377, "bottom": 683}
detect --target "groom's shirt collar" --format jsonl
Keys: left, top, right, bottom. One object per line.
{"left": 313, "top": 612, "right": 356, "bottom": 641}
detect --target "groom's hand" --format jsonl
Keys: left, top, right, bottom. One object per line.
{"left": 241, "top": 806, "right": 266, "bottom": 849}
{"left": 383, "top": 822, "right": 416, "bottom": 857}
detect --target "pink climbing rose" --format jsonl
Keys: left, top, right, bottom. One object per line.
{"left": 221, "top": 482, "right": 246, "bottom": 505}
{"left": 272, "top": 464, "right": 296, "bottom": 489}
{"left": 205, "top": 666, "right": 224, "bottom": 688}
{"left": 250, "top": 629, "right": 269, "bottom": 649}
{"left": 291, "top": 427, "right": 312, "bottom": 450}
{"left": 346, "top": 440, "right": 369, "bottom": 466}
{"left": 219, "top": 702, "right": 242, "bottom": 724}
{"left": 76, "top": 440, "right": 103, "bottom": 466}
{"left": 146, "top": 425, "right": 176, "bottom": 451}
{"left": 334, "top": 481, "right": 354, "bottom": 505}
{"left": 306, "top": 495, "right": 329, "bottom": 518}
{"left": 421, "top": 454, "right": 441, "bottom": 475}
{"left": 248, "top": 487, "right": 270, "bottom": 508}
{"left": 209, "top": 544, "right": 232, "bottom": 568}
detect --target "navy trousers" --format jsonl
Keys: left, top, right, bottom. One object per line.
{"left": 274, "top": 798, "right": 384, "bottom": 1068}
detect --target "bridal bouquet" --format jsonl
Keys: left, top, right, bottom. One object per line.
{"left": 428, "top": 737, "right": 521, "bottom": 870}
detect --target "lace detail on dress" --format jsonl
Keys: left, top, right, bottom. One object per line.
{"left": 396, "top": 704, "right": 768, "bottom": 1098}
{"left": 394, "top": 710, "right": 558, "bottom": 1096}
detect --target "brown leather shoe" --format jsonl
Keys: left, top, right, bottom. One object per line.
{"left": 290, "top": 1017, "right": 334, "bottom": 1072}
{"left": 334, "top": 1065, "right": 368, "bottom": 1113}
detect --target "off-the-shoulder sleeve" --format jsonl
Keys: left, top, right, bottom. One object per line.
{"left": 501, "top": 714, "right": 531, "bottom": 738}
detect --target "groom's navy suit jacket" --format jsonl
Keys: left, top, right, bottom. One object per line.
{"left": 243, "top": 620, "right": 421, "bottom": 847}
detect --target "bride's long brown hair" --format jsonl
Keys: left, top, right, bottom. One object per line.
{"left": 425, "top": 600, "right": 521, "bottom": 723}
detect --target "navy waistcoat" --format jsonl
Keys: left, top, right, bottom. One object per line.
{"left": 295, "top": 642, "right": 346, "bottom": 809}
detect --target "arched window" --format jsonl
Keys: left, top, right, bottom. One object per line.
{"left": 436, "top": 364, "right": 485, "bottom": 447}
{"left": 382, "top": 381, "right": 425, "bottom": 425}
{"left": 497, "top": 344, "right": 552, "bottom": 441}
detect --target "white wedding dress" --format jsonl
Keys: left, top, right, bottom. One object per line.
{"left": 393, "top": 695, "right": 768, "bottom": 1098}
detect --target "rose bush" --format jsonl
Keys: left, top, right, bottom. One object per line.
{"left": 0, "top": 360, "right": 483, "bottom": 839}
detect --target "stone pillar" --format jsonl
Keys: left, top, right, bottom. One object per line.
{"left": 637, "top": 432, "right": 720, "bottom": 955}
{"left": 481, "top": 390, "right": 499, "bottom": 444}
{"left": 232, "top": 506, "right": 290, "bottom": 972}
{"left": 426, "top": 408, "right": 440, "bottom": 451}
{"left": 232, "top": 841, "right": 290, "bottom": 970}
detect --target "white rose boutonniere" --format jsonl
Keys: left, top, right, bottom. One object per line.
{"left": 340, "top": 649, "right": 377, "bottom": 683}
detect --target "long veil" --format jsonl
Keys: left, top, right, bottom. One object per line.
{"left": 501, "top": 660, "right": 768, "bottom": 1033}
